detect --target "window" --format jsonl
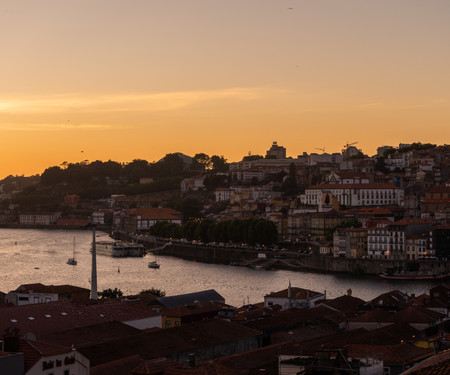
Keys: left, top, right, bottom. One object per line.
{"left": 64, "top": 371, "right": 69, "bottom": 375}
{"left": 165, "top": 321, "right": 171, "bottom": 328}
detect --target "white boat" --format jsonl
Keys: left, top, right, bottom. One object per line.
{"left": 94, "top": 240, "right": 145, "bottom": 257}
{"left": 67, "top": 237, "right": 77, "bottom": 265}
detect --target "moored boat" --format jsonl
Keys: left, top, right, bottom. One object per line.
{"left": 377, "top": 271, "right": 450, "bottom": 280}
{"left": 94, "top": 240, "right": 145, "bottom": 257}
{"left": 67, "top": 237, "right": 77, "bottom": 265}
{"left": 148, "top": 261, "right": 160, "bottom": 269}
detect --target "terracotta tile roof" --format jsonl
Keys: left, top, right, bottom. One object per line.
{"left": 91, "top": 355, "right": 146, "bottom": 375}
{"left": 364, "top": 290, "right": 409, "bottom": 308}
{"left": 427, "top": 183, "right": 450, "bottom": 194}
{"left": 298, "top": 328, "right": 369, "bottom": 355}
{"left": 356, "top": 322, "right": 420, "bottom": 346}
{"left": 153, "top": 290, "right": 225, "bottom": 309}
{"left": 271, "top": 323, "right": 338, "bottom": 344}
{"left": 77, "top": 319, "right": 261, "bottom": 367}
{"left": 391, "top": 218, "right": 439, "bottom": 226}
{"left": 315, "top": 295, "right": 365, "bottom": 313}
{"left": 127, "top": 208, "right": 182, "bottom": 220}
{"left": 348, "top": 308, "right": 396, "bottom": 323}
{"left": 243, "top": 306, "right": 331, "bottom": 332}
{"left": 0, "top": 299, "right": 161, "bottom": 339}
{"left": 400, "top": 349, "right": 450, "bottom": 375}
{"left": 164, "top": 301, "right": 229, "bottom": 318}
{"left": 265, "top": 287, "right": 323, "bottom": 300}
{"left": 346, "top": 343, "right": 433, "bottom": 366}
{"left": 18, "top": 338, "right": 73, "bottom": 372}
{"left": 204, "top": 342, "right": 300, "bottom": 374}
{"left": 394, "top": 305, "right": 444, "bottom": 324}
{"left": 40, "top": 321, "right": 143, "bottom": 348}
{"left": 13, "top": 283, "right": 90, "bottom": 295}
{"left": 232, "top": 306, "right": 278, "bottom": 322}
{"left": 131, "top": 357, "right": 180, "bottom": 375}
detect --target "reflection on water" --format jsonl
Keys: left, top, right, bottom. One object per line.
{"left": 0, "top": 229, "right": 440, "bottom": 307}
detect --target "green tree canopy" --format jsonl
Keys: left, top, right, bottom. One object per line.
{"left": 98, "top": 288, "right": 123, "bottom": 299}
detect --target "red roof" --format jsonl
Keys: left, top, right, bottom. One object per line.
{"left": 0, "top": 299, "right": 161, "bottom": 339}
{"left": 127, "top": 208, "right": 182, "bottom": 220}
{"left": 265, "top": 287, "right": 323, "bottom": 299}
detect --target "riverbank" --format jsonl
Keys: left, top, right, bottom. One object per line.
{"left": 126, "top": 236, "right": 450, "bottom": 277}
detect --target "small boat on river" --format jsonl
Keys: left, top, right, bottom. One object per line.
{"left": 148, "top": 261, "right": 160, "bottom": 269}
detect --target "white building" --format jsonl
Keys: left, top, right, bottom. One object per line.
{"left": 181, "top": 175, "right": 206, "bottom": 193}
{"left": 91, "top": 211, "right": 105, "bottom": 225}
{"left": 19, "top": 213, "right": 61, "bottom": 225}
{"left": 214, "top": 188, "right": 233, "bottom": 202}
{"left": 367, "top": 222, "right": 391, "bottom": 259}
{"left": 325, "top": 171, "right": 369, "bottom": 185}
{"left": 22, "top": 340, "right": 90, "bottom": 375}
{"left": 301, "top": 183, "right": 404, "bottom": 207}
{"left": 5, "top": 284, "right": 58, "bottom": 306}
{"left": 264, "top": 283, "right": 325, "bottom": 310}
{"left": 406, "top": 234, "right": 428, "bottom": 260}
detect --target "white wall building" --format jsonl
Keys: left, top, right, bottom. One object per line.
{"left": 301, "top": 183, "right": 404, "bottom": 207}
{"left": 264, "top": 283, "right": 325, "bottom": 310}
{"left": 19, "top": 213, "right": 61, "bottom": 225}
{"left": 5, "top": 284, "right": 58, "bottom": 306}
{"left": 367, "top": 223, "right": 391, "bottom": 259}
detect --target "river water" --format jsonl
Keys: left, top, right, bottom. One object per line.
{"left": 0, "top": 229, "right": 442, "bottom": 307}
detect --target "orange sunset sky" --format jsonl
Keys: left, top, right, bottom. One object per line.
{"left": 1, "top": 1, "right": 449, "bottom": 179}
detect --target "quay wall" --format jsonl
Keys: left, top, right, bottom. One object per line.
{"left": 145, "top": 241, "right": 450, "bottom": 276}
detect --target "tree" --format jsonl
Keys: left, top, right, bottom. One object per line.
{"left": 203, "top": 174, "right": 229, "bottom": 190}
{"left": 40, "top": 166, "right": 65, "bottom": 186}
{"left": 242, "top": 155, "right": 263, "bottom": 161}
{"left": 98, "top": 288, "right": 123, "bottom": 299}
{"left": 139, "top": 288, "right": 166, "bottom": 297}
{"left": 169, "top": 197, "right": 204, "bottom": 221}
{"left": 158, "top": 153, "right": 186, "bottom": 176}
{"left": 193, "top": 153, "right": 211, "bottom": 171}
{"left": 280, "top": 163, "right": 299, "bottom": 196}
{"left": 211, "top": 155, "right": 228, "bottom": 172}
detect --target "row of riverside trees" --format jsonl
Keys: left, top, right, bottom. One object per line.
{"left": 149, "top": 218, "right": 278, "bottom": 246}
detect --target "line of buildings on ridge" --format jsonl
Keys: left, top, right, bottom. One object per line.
{"left": 5, "top": 141, "right": 450, "bottom": 262}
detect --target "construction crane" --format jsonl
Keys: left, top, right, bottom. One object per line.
{"left": 315, "top": 147, "right": 326, "bottom": 153}
{"left": 343, "top": 141, "right": 358, "bottom": 150}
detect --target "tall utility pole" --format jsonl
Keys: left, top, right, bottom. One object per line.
{"left": 91, "top": 226, "right": 98, "bottom": 299}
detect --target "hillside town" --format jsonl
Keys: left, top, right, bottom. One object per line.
{"left": 0, "top": 141, "right": 449, "bottom": 266}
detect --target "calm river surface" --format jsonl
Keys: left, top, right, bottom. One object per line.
{"left": 0, "top": 229, "right": 442, "bottom": 307}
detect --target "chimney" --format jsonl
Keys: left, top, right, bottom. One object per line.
{"left": 288, "top": 280, "right": 291, "bottom": 299}
{"left": 91, "top": 227, "right": 98, "bottom": 299}
{"left": 187, "top": 353, "right": 196, "bottom": 368}
{"left": 3, "top": 326, "right": 20, "bottom": 352}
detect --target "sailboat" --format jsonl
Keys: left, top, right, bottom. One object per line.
{"left": 67, "top": 237, "right": 77, "bottom": 265}
{"left": 148, "top": 252, "right": 160, "bottom": 269}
